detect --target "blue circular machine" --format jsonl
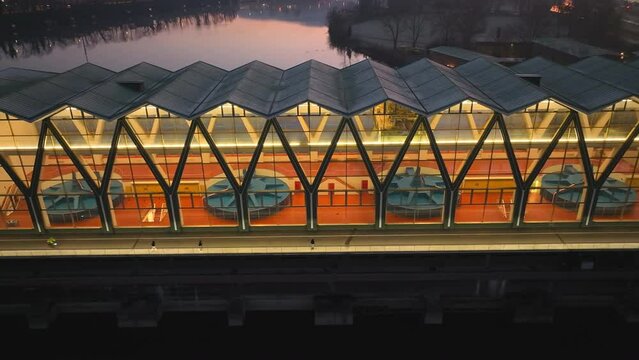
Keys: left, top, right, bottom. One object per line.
{"left": 41, "top": 172, "right": 124, "bottom": 223}
{"left": 204, "top": 171, "right": 291, "bottom": 219}
{"left": 540, "top": 164, "right": 636, "bottom": 215}
{"left": 387, "top": 167, "right": 446, "bottom": 218}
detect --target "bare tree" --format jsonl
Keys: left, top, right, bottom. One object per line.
{"left": 453, "top": 0, "right": 489, "bottom": 47}
{"left": 405, "top": 12, "right": 428, "bottom": 48}
{"left": 433, "top": 0, "right": 458, "bottom": 45}
{"left": 520, "top": 0, "right": 553, "bottom": 39}
{"left": 381, "top": 13, "right": 405, "bottom": 50}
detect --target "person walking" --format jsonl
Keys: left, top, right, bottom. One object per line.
{"left": 310, "top": 238, "right": 315, "bottom": 250}
{"left": 151, "top": 241, "right": 157, "bottom": 251}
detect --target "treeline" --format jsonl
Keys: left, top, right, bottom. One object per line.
{"left": 331, "top": 0, "right": 622, "bottom": 51}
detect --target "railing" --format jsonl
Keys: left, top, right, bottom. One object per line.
{"left": 551, "top": 183, "right": 577, "bottom": 204}
{"left": 0, "top": 184, "right": 21, "bottom": 217}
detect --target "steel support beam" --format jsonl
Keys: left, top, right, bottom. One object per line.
{"left": 422, "top": 116, "right": 453, "bottom": 229}
{"left": 237, "top": 119, "right": 272, "bottom": 231}
{"left": 518, "top": 112, "right": 575, "bottom": 225}
{"left": 574, "top": 113, "right": 596, "bottom": 227}
{"left": 45, "top": 119, "right": 112, "bottom": 232}
{"left": 446, "top": 114, "right": 498, "bottom": 228}
{"left": 121, "top": 119, "right": 179, "bottom": 231}
{"left": 25, "top": 120, "right": 50, "bottom": 233}
{"left": 345, "top": 117, "right": 382, "bottom": 228}
{"left": 271, "top": 118, "right": 314, "bottom": 229}
{"left": 583, "top": 118, "right": 639, "bottom": 226}
{"left": 309, "top": 118, "right": 348, "bottom": 229}
{"left": 168, "top": 120, "right": 198, "bottom": 231}
{"left": 497, "top": 114, "right": 524, "bottom": 228}
{"left": 0, "top": 153, "right": 41, "bottom": 232}
{"left": 194, "top": 118, "right": 243, "bottom": 229}
{"left": 376, "top": 116, "right": 425, "bottom": 228}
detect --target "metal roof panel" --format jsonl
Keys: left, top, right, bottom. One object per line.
{"left": 512, "top": 57, "right": 629, "bottom": 112}
{"left": 457, "top": 58, "right": 548, "bottom": 113}
{"left": 570, "top": 56, "right": 639, "bottom": 96}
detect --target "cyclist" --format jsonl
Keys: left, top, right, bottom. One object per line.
{"left": 47, "top": 237, "right": 58, "bottom": 247}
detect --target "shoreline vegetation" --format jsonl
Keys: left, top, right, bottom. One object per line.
{"left": 327, "top": 0, "right": 627, "bottom": 67}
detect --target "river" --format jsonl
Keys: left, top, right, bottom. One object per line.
{"left": 0, "top": 0, "right": 363, "bottom": 72}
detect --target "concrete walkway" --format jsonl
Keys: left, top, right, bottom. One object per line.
{"left": 0, "top": 229, "right": 638, "bottom": 257}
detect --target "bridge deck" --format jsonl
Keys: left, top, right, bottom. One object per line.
{"left": 0, "top": 228, "right": 638, "bottom": 257}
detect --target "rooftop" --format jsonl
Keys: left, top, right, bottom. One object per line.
{"left": 533, "top": 38, "right": 616, "bottom": 59}
{"left": 0, "top": 56, "right": 637, "bottom": 121}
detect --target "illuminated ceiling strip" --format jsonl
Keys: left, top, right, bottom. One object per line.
{"left": 0, "top": 137, "right": 636, "bottom": 152}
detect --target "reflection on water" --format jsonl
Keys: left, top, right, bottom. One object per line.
{"left": 0, "top": 0, "right": 362, "bottom": 71}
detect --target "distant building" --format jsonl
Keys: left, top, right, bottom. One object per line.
{"left": 532, "top": 37, "right": 617, "bottom": 64}
{"left": 427, "top": 46, "right": 522, "bottom": 67}
{"left": 621, "top": 2, "right": 639, "bottom": 45}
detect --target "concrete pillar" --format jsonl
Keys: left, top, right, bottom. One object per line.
{"left": 27, "top": 301, "right": 57, "bottom": 330}
{"left": 227, "top": 299, "right": 245, "bottom": 327}
{"left": 117, "top": 300, "right": 161, "bottom": 328}
{"left": 314, "top": 296, "right": 353, "bottom": 326}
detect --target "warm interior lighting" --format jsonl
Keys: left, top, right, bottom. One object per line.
{"left": 0, "top": 137, "right": 633, "bottom": 153}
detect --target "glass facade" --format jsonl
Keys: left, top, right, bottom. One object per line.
{"left": 0, "top": 95, "right": 638, "bottom": 233}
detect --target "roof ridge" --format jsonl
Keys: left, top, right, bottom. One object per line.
{"left": 365, "top": 59, "right": 393, "bottom": 107}
{"left": 108, "top": 69, "right": 176, "bottom": 120}
{"left": 268, "top": 62, "right": 288, "bottom": 115}
{"left": 188, "top": 64, "right": 237, "bottom": 118}
{"left": 0, "top": 66, "right": 58, "bottom": 75}
{"left": 394, "top": 67, "right": 428, "bottom": 114}
{"left": 430, "top": 60, "right": 500, "bottom": 111}
{"left": 455, "top": 58, "right": 541, "bottom": 113}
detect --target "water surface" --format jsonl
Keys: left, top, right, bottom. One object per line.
{"left": 0, "top": 0, "right": 363, "bottom": 72}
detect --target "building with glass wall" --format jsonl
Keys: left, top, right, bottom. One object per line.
{"left": 0, "top": 56, "right": 638, "bottom": 234}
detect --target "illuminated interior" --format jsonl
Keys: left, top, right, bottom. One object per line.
{"left": 0, "top": 95, "right": 638, "bottom": 231}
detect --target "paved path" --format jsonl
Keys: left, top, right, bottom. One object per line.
{"left": 0, "top": 229, "right": 637, "bottom": 257}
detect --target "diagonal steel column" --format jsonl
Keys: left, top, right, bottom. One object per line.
{"left": 517, "top": 111, "right": 575, "bottom": 226}
{"left": 452, "top": 114, "right": 499, "bottom": 190}
{"left": 170, "top": 120, "right": 198, "bottom": 194}
{"left": 0, "top": 153, "right": 42, "bottom": 232}
{"left": 271, "top": 118, "right": 311, "bottom": 191}
{"left": 121, "top": 119, "right": 178, "bottom": 231}
{"left": 194, "top": 118, "right": 242, "bottom": 230}
{"left": 381, "top": 116, "right": 425, "bottom": 192}
{"left": 195, "top": 118, "right": 240, "bottom": 191}
{"left": 345, "top": 117, "right": 381, "bottom": 228}
{"left": 497, "top": 114, "right": 524, "bottom": 228}
{"left": 310, "top": 117, "right": 348, "bottom": 229}
{"left": 237, "top": 119, "right": 272, "bottom": 232}
{"left": 446, "top": 113, "right": 498, "bottom": 228}
{"left": 98, "top": 119, "right": 123, "bottom": 232}
{"left": 45, "top": 119, "right": 112, "bottom": 232}
{"left": 376, "top": 115, "right": 424, "bottom": 228}
{"left": 421, "top": 116, "right": 453, "bottom": 229}
{"left": 25, "top": 120, "right": 50, "bottom": 233}
{"left": 271, "top": 118, "right": 313, "bottom": 229}
{"left": 583, "top": 117, "right": 639, "bottom": 226}
{"left": 573, "top": 113, "right": 596, "bottom": 227}
{"left": 166, "top": 119, "right": 198, "bottom": 231}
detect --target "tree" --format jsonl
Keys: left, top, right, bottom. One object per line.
{"left": 433, "top": 0, "right": 458, "bottom": 45}
{"left": 453, "top": 0, "right": 490, "bottom": 47}
{"left": 381, "top": 13, "right": 405, "bottom": 50}
{"left": 359, "top": 0, "right": 383, "bottom": 16}
{"left": 569, "top": 0, "right": 621, "bottom": 45}
{"left": 406, "top": 13, "right": 428, "bottom": 48}
{"left": 520, "top": 0, "right": 553, "bottom": 39}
